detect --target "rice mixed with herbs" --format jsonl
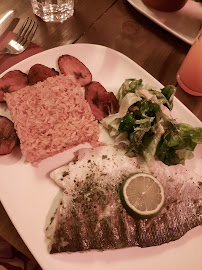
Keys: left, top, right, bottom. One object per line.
{"left": 5, "top": 75, "right": 100, "bottom": 165}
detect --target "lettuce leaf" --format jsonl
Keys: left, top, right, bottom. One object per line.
{"left": 101, "top": 78, "right": 202, "bottom": 166}
{"left": 156, "top": 122, "right": 202, "bottom": 165}
{"left": 116, "top": 79, "right": 143, "bottom": 104}
{"left": 177, "top": 123, "right": 202, "bottom": 144}
{"left": 101, "top": 93, "right": 141, "bottom": 136}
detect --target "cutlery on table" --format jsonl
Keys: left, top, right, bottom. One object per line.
{"left": 0, "top": 17, "right": 38, "bottom": 55}
{"left": 0, "top": 10, "right": 16, "bottom": 37}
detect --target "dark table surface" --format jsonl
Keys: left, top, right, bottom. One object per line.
{"left": 0, "top": 0, "right": 201, "bottom": 261}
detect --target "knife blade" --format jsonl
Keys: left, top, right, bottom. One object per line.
{"left": 0, "top": 10, "right": 19, "bottom": 37}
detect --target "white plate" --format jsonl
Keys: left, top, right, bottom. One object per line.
{"left": 0, "top": 44, "right": 202, "bottom": 270}
{"left": 127, "top": 0, "right": 202, "bottom": 45}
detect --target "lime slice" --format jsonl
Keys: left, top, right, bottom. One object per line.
{"left": 120, "top": 173, "right": 165, "bottom": 219}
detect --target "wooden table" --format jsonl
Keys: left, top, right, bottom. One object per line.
{"left": 0, "top": 0, "right": 201, "bottom": 262}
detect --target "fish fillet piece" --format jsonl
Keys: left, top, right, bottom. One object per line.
{"left": 47, "top": 145, "right": 202, "bottom": 253}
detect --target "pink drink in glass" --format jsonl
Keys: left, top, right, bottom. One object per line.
{"left": 177, "top": 32, "right": 202, "bottom": 96}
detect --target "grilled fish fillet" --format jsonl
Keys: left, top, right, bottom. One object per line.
{"left": 46, "top": 145, "right": 202, "bottom": 253}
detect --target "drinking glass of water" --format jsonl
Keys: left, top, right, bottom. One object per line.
{"left": 30, "top": 0, "right": 74, "bottom": 23}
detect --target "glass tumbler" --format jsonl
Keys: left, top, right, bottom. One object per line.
{"left": 30, "top": 0, "right": 74, "bottom": 23}
{"left": 177, "top": 31, "right": 202, "bottom": 96}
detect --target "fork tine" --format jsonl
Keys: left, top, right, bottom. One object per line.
{"left": 0, "top": 17, "right": 37, "bottom": 54}
{"left": 25, "top": 21, "right": 37, "bottom": 41}
{"left": 16, "top": 18, "right": 32, "bottom": 44}
{"left": 16, "top": 17, "right": 30, "bottom": 38}
{"left": 28, "top": 22, "right": 38, "bottom": 41}
{"left": 17, "top": 19, "right": 37, "bottom": 46}
{"left": 21, "top": 22, "right": 38, "bottom": 47}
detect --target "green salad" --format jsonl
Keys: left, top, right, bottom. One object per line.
{"left": 101, "top": 79, "right": 202, "bottom": 166}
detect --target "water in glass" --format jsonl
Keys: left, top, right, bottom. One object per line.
{"left": 31, "top": 0, "right": 74, "bottom": 23}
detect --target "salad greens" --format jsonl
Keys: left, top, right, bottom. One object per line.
{"left": 101, "top": 79, "right": 202, "bottom": 166}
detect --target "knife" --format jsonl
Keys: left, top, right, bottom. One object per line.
{"left": 0, "top": 10, "right": 19, "bottom": 37}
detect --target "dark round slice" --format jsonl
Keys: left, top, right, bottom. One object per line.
{"left": 0, "top": 116, "right": 19, "bottom": 155}
{"left": 28, "top": 64, "right": 59, "bottom": 85}
{"left": 58, "top": 54, "right": 92, "bottom": 86}
{"left": 0, "top": 70, "right": 28, "bottom": 102}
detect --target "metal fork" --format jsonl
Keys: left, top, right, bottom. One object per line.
{"left": 0, "top": 17, "right": 38, "bottom": 54}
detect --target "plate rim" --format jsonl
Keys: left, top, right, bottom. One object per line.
{"left": 127, "top": 0, "right": 202, "bottom": 45}
{"left": 0, "top": 43, "right": 202, "bottom": 270}
{"left": 1, "top": 43, "right": 201, "bottom": 124}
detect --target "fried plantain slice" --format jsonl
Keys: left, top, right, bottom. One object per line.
{"left": 85, "top": 81, "right": 119, "bottom": 121}
{"left": 28, "top": 64, "right": 59, "bottom": 85}
{"left": 58, "top": 55, "right": 92, "bottom": 86}
{"left": 0, "top": 70, "right": 28, "bottom": 102}
{"left": 0, "top": 116, "right": 19, "bottom": 155}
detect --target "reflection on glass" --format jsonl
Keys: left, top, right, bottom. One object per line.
{"left": 30, "top": 0, "right": 74, "bottom": 23}
{"left": 177, "top": 31, "right": 202, "bottom": 96}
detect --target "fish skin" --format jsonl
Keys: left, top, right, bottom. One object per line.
{"left": 47, "top": 146, "right": 202, "bottom": 253}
